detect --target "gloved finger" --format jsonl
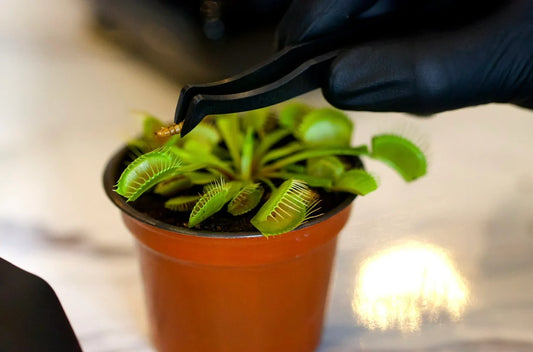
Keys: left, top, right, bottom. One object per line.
{"left": 0, "top": 258, "right": 82, "bottom": 351}
{"left": 516, "top": 98, "right": 533, "bottom": 110}
{"left": 276, "top": 0, "right": 476, "bottom": 49}
{"left": 322, "top": 3, "right": 533, "bottom": 114}
{"left": 276, "top": 0, "right": 379, "bottom": 48}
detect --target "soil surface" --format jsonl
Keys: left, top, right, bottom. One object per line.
{"left": 116, "top": 153, "right": 361, "bottom": 234}
{"left": 130, "top": 186, "right": 352, "bottom": 233}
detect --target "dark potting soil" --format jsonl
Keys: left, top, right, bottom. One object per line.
{"left": 117, "top": 150, "right": 361, "bottom": 234}
{"left": 130, "top": 185, "right": 352, "bottom": 233}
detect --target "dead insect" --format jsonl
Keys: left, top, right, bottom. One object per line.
{"left": 156, "top": 122, "right": 184, "bottom": 138}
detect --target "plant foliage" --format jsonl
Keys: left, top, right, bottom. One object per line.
{"left": 115, "top": 103, "right": 427, "bottom": 236}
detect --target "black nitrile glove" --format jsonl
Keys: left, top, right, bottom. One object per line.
{"left": 0, "top": 258, "right": 82, "bottom": 352}
{"left": 277, "top": 0, "right": 533, "bottom": 114}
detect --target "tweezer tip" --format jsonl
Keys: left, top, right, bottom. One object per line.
{"left": 179, "top": 119, "right": 196, "bottom": 137}
{"left": 174, "top": 104, "right": 184, "bottom": 123}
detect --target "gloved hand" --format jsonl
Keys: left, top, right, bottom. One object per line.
{"left": 0, "top": 258, "right": 82, "bottom": 352}
{"left": 277, "top": 0, "right": 533, "bottom": 114}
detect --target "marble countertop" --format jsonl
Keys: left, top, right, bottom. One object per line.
{"left": 1, "top": 0, "right": 533, "bottom": 351}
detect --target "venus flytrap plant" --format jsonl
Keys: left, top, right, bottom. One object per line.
{"left": 115, "top": 103, "right": 427, "bottom": 236}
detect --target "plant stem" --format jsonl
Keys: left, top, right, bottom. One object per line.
{"left": 261, "top": 145, "right": 369, "bottom": 174}
{"left": 262, "top": 172, "right": 333, "bottom": 188}
{"left": 259, "top": 177, "right": 276, "bottom": 192}
{"left": 240, "top": 127, "right": 254, "bottom": 181}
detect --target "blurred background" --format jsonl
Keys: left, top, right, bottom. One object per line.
{"left": 1, "top": 0, "right": 533, "bottom": 351}
{"left": 89, "top": 0, "right": 290, "bottom": 83}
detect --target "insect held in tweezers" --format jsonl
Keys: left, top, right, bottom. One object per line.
{"left": 156, "top": 122, "right": 184, "bottom": 138}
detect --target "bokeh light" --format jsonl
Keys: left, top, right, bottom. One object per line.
{"left": 352, "top": 241, "right": 469, "bottom": 332}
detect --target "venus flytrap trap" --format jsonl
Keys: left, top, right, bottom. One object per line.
{"left": 250, "top": 179, "right": 321, "bottom": 237}
{"left": 371, "top": 134, "right": 427, "bottom": 182}
{"left": 115, "top": 147, "right": 183, "bottom": 201}
{"left": 227, "top": 183, "right": 264, "bottom": 216}
{"left": 115, "top": 103, "right": 427, "bottom": 236}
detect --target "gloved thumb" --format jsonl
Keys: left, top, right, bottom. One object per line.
{"left": 277, "top": 0, "right": 378, "bottom": 48}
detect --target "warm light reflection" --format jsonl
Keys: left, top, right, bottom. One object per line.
{"left": 352, "top": 242, "right": 469, "bottom": 332}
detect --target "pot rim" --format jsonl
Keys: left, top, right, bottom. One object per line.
{"left": 103, "top": 146, "right": 356, "bottom": 239}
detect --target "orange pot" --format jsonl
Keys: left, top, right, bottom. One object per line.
{"left": 104, "top": 147, "right": 355, "bottom": 352}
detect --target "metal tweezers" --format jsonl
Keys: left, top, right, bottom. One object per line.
{"left": 174, "top": 18, "right": 393, "bottom": 136}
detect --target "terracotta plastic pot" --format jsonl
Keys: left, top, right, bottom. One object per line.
{"left": 104, "top": 147, "right": 355, "bottom": 352}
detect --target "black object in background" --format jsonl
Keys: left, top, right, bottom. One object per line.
{"left": 0, "top": 258, "right": 82, "bottom": 352}
{"left": 88, "top": 0, "right": 290, "bottom": 84}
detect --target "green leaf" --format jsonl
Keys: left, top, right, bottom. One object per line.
{"left": 127, "top": 139, "right": 151, "bottom": 155}
{"left": 142, "top": 115, "right": 165, "bottom": 139}
{"left": 182, "top": 123, "right": 220, "bottom": 145}
{"left": 227, "top": 183, "right": 264, "bottom": 216}
{"left": 126, "top": 114, "right": 167, "bottom": 153}
{"left": 279, "top": 102, "right": 312, "bottom": 130}
{"left": 241, "top": 127, "right": 254, "bottom": 180}
{"left": 295, "top": 108, "right": 353, "bottom": 147}
{"left": 251, "top": 179, "right": 320, "bottom": 237}
{"left": 115, "top": 147, "right": 183, "bottom": 201}
{"left": 212, "top": 145, "right": 231, "bottom": 160}
{"left": 282, "top": 163, "right": 307, "bottom": 174}
{"left": 165, "top": 195, "right": 201, "bottom": 212}
{"left": 183, "top": 138, "right": 213, "bottom": 153}
{"left": 254, "top": 128, "right": 291, "bottom": 159}
{"left": 189, "top": 180, "right": 242, "bottom": 227}
{"left": 263, "top": 145, "right": 369, "bottom": 173}
{"left": 266, "top": 172, "right": 333, "bottom": 188}
{"left": 185, "top": 172, "right": 219, "bottom": 185}
{"left": 154, "top": 175, "right": 192, "bottom": 196}
{"left": 307, "top": 156, "right": 345, "bottom": 181}
{"left": 169, "top": 147, "right": 235, "bottom": 177}
{"left": 163, "top": 134, "right": 181, "bottom": 147}
{"left": 371, "top": 134, "right": 427, "bottom": 181}
{"left": 332, "top": 169, "right": 378, "bottom": 195}
{"left": 261, "top": 142, "right": 304, "bottom": 166}
{"left": 225, "top": 180, "right": 244, "bottom": 198}
{"left": 241, "top": 107, "right": 270, "bottom": 134}
{"left": 259, "top": 177, "right": 276, "bottom": 192}
{"left": 215, "top": 114, "right": 243, "bottom": 170}
{"left": 202, "top": 177, "right": 239, "bottom": 194}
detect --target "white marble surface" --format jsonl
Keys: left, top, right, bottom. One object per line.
{"left": 1, "top": 0, "right": 533, "bottom": 351}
